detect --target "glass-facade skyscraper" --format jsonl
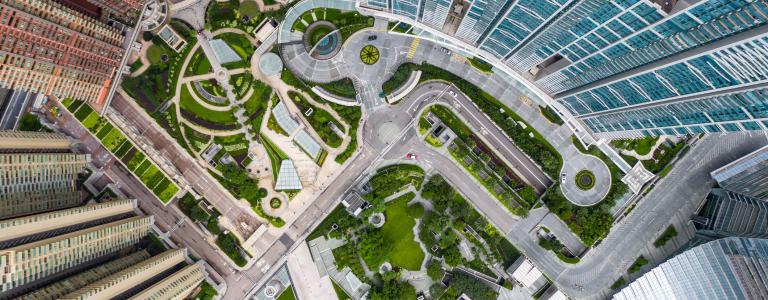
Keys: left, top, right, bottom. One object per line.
{"left": 613, "top": 237, "right": 768, "bottom": 299}
{"left": 711, "top": 145, "right": 768, "bottom": 200}
{"left": 359, "top": 0, "right": 768, "bottom": 139}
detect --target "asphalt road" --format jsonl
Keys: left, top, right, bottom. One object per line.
{"left": 0, "top": 90, "right": 31, "bottom": 130}
{"left": 507, "top": 132, "right": 768, "bottom": 299}
{"left": 406, "top": 82, "right": 552, "bottom": 192}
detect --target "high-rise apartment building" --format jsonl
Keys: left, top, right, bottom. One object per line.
{"left": 0, "top": 198, "right": 206, "bottom": 299}
{"left": 60, "top": 248, "right": 187, "bottom": 299}
{"left": 613, "top": 237, "right": 768, "bottom": 299}
{"left": 0, "top": 131, "right": 89, "bottom": 219}
{"left": 0, "top": 0, "right": 140, "bottom": 108}
{"left": 0, "top": 214, "right": 153, "bottom": 294}
{"left": 360, "top": 0, "right": 768, "bottom": 139}
{"left": 711, "top": 145, "right": 768, "bottom": 200}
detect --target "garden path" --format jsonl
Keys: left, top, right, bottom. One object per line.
{"left": 212, "top": 27, "right": 261, "bottom": 46}
{"left": 250, "top": 51, "right": 353, "bottom": 156}
{"left": 129, "top": 39, "right": 152, "bottom": 77}
{"left": 618, "top": 137, "right": 670, "bottom": 160}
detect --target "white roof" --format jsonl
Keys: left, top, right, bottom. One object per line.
{"left": 511, "top": 259, "right": 543, "bottom": 288}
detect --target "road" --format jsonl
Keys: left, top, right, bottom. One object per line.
{"left": 507, "top": 132, "right": 768, "bottom": 299}
{"left": 406, "top": 82, "right": 552, "bottom": 192}
{"left": 110, "top": 94, "right": 263, "bottom": 240}
{"left": 50, "top": 99, "right": 232, "bottom": 286}
{"left": 0, "top": 90, "right": 32, "bottom": 130}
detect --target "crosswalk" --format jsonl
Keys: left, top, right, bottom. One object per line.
{"left": 407, "top": 37, "right": 421, "bottom": 60}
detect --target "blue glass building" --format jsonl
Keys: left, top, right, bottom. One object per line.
{"left": 614, "top": 237, "right": 768, "bottom": 299}
{"left": 358, "top": 0, "right": 768, "bottom": 139}
{"left": 454, "top": 0, "right": 510, "bottom": 44}
{"left": 419, "top": 0, "right": 452, "bottom": 30}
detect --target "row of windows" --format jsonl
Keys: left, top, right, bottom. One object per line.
{"left": 542, "top": 0, "right": 768, "bottom": 93}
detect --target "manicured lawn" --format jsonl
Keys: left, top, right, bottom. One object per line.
{"left": 575, "top": 169, "right": 595, "bottom": 190}
{"left": 217, "top": 33, "right": 253, "bottom": 66}
{"left": 180, "top": 84, "right": 238, "bottom": 125}
{"left": 467, "top": 57, "right": 493, "bottom": 73}
{"left": 147, "top": 44, "right": 166, "bottom": 65}
{"left": 185, "top": 49, "right": 212, "bottom": 76}
{"left": 276, "top": 286, "right": 296, "bottom": 300}
{"left": 239, "top": 0, "right": 259, "bottom": 18}
{"left": 288, "top": 91, "right": 342, "bottom": 148}
{"left": 260, "top": 134, "right": 288, "bottom": 178}
{"left": 380, "top": 193, "right": 425, "bottom": 271}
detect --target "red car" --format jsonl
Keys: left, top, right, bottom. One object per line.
{"left": 406, "top": 153, "right": 418, "bottom": 160}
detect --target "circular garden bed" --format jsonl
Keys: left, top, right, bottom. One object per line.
{"left": 304, "top": 21, "right": 341, "bottom": 60}
{"left": 360, "top": 45, "right": 380, "bottom": 65}
{"left": 575, "top": 170, "right": 596, "bottom": 191}
{"left": 269, "top": 197, "right": 282, "bottom": 209}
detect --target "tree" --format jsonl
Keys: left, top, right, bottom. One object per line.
{"left": 427, "top": 259, "right": 444, "bottom": 280}
{"left": 449, "top": 272, "right": 497, "bottom": 300}
{"left": 368, "top": 271, "right": 416, "bottom": 300}
{"left": 360, "top": 229, "right": 390, "bottom": 268}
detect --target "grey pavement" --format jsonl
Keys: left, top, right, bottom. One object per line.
{"left": 282, "top": 28, "right": 610, "bottom": 206}
{"left": 507, "top": 132, "right": 768, "bottom": 299}
{"left": 559, "top": 147, "right": 611, "bottom": 206}
{"left": 50, "top": 100, "right": 232, "bottom": 291}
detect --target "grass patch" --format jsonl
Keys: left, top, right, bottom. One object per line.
{"left": 575, "top": 169, "right": 595, "bottom": 190}
{"left": 380, "top": 193, "right": 425, "bottom": 270}
{"left": 467, "top": 57, "right": 493, "bottom": 73}
{"left": 276, "top": 286, "right": 296, "bottom": 300}
{"left": 260, "top": 134, "right": 288, "bottom": 178}
{"left": 288, "top": 91, "right": 343, "bottom": 148}
{"left": 146, "top": 44, "right": 166, "bottom": 65}
{"left": 239, "top": 0, "right": 259, "bottom": 18}
{"left": 307, "top": 23, "right": 334, "bottom": 46}
{"left": 180, "top": 84, "right": 238, "bottom": 125}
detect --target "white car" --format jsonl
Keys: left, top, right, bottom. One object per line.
{"left": 448, "top": 90, "right": 458, "bottom": 98}
{"left": 561, "top": 173, "right": 567, "bottom": 184}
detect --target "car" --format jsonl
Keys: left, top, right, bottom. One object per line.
{"left": 406, "top": 153, "right": 418, "bottom": 160}
{"left": 440, "top": 47, "right": 451, "bottom": 55}
{"left": 561, "top": 173, "right": 567, "bottom": 184}
{"left": 368, "top": 35, "right": 378, "bottom": 41}
{"left": 448, "top": 90, "right": 458, "bottom": 98}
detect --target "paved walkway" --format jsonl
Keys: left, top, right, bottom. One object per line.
{"left": 286, "top": 242, "right": 337, "bottom": 300}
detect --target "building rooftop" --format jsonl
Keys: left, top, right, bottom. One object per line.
{"left": 210, "top": 39, "right": 241, "bottom": 64}
{"left": 275, "top": 160, "right": 302, "bottom": 190}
